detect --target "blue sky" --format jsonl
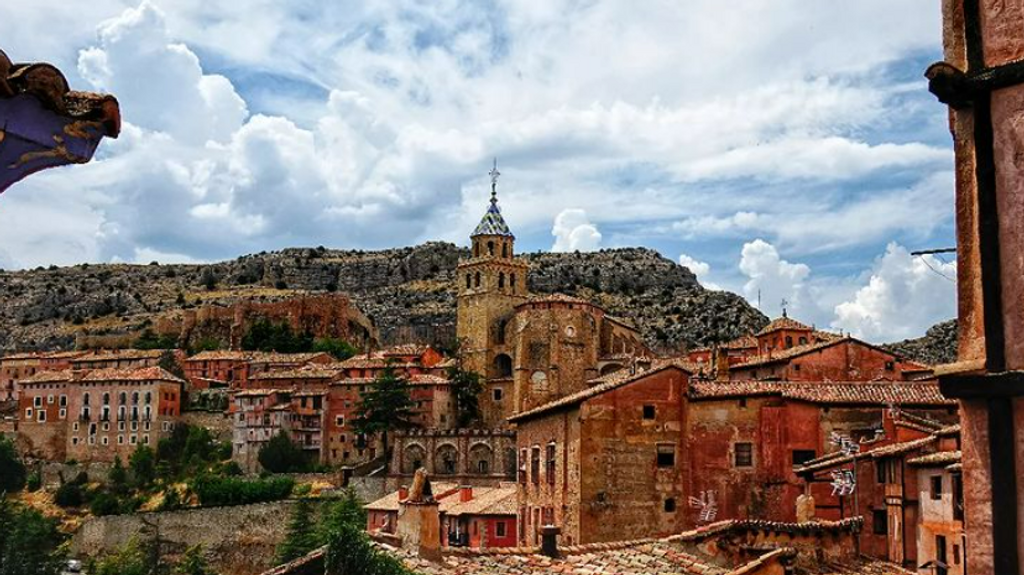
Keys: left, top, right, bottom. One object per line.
{"left": 0, "top": 1, "right": 957, "bottom": 341}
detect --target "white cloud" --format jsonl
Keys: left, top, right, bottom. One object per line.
{"left": 738, "top": 239, "right": 814, "bottom": 319}
{"left": 833, "top": 243, "right": 956, "bottom": 342}
{"left": 552, "top": 209, "right": 602, "bottom": 252}
{"left": 679, "top": 253, "right": 721, "bottom": 290}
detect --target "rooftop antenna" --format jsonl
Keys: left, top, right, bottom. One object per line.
{"left": 757, "top": 289, "right": 762, "bottom": 311}
{"left": 488, "top": 157, "right": 501, "bottom": 204}
{"left": 781, "top": 298, "right": 789, "bottom": 318}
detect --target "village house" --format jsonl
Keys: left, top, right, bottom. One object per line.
{"left": 337, "top": 344, "right": 447, "bottom": 380}
{"left": 69, "top": 348, "right": 181, "bottom": 371}
{"left": 794, "top": 419, "right": 963, "bottom": 573}
{"left": 183, "top": 350, "right": 334, "bottom": 390}
{"left": 365, "top": 482, "right": 518, "bottom": 550}
{"left": 0, "top": 350, "right": 86, "bottom": 402}
{"left": 231, "top": 388, "right": 298, "bottom": 472}
{"left": 17, "top": 366, "right": 184, "bottom": 462}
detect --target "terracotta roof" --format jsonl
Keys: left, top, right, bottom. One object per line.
{"left": 690, "top": 381, "right": 953, "bottom": 406}
{"left": 186, "top": 351, "right": 254, "bottom": 362}
{"left": 250, "top": 366, "right": 344, "bottom": 380}
{"left": 381, "top": 344, "right": 433, "bottom": 356}
{"left": 723, "top": 334, "right": 759, "bottom": 350}
{"left": 907, "top": 450, "right": 961, "bottom": 467}
{"left": 796, "top": 436, "right": 939, "bottom": 474}
{"left": 731, "top": 337, "right": 850, "bottom": 369}
{"left": 444, "top": 485, "right": 517, "bottom": 517}
{"left": 1, "top": 350, "right": 87, "bottom": 361}
{"left": 509, "top": 360, "right": 694, "bottom": 423}
{"left": 80, "top": 366, "right": 185, "bottom": 384}
{"left": 0, "top": 49, "right": 120, "bottom": 136}
{"left": 756, "top": 316, "right": 813, "bottom": 336}
{"left": 20, "top": 370, "right": 75, "bottom": 384}
{"left": 72, "top": 349, "right": 168, "bottom": 362}
{"left": 813, "top": 559, "right": 917, "bottom": 575}
{"left": 233, "top": 388, "right": 291, "bottom": 397}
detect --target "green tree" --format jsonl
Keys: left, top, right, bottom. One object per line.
{"left": 258, "top": 432, "right": 309, "bottom": 474}
{"left": 276, "top": 499, "right": 320, "bottom": 564}
{"left": 0, "top": 437, "right": 26, "bottom": 493}
{"left": 0, "top": 500, "right": 67, "bottom": 575}
{"left": 135, "top": 329, "right": 178, "bottom": 350}
{"left": 241, "top": 319, "right": 314, "bottom": 353}
{"left": 54, "top": 482, "right": 84, "bottom": 508}
{"left": 110, "top": 455, "right": 129, "bottom": 495}
{"left": 130, "top": 445, "right": 158, "bottom": 489}
{"left": 352, "top": 366, "right": 416, "bottom": 460}
{"left": 90, "top": 491, "right": 122, "bottom": 516}
{"left": 325, "top": 524, "right": 412, "bottom": 575}
{"left": 320, "top": 488, "right": 367, "bottom": 537}
{"left": 159, "top": 350, "right": 186, "bottom": 380}
{"left": 88, "top": 538, "right": 153, "bottom": 575}
{"left": 312, "top": 337, "right": 358, "bottom": 361}
{"left": 447, "top": 365, "right": 483, "bottom": 428}
{"left": 174, "top": 545, "right": 216, "bottom": 575}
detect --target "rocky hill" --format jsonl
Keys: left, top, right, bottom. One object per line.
{"left": 883, "top": 319, "right": 958, "bottom": 366}
{"left": 0, "top": 243, "right": 768, "bottom": 354}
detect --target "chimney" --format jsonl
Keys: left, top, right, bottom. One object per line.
{"left": 399, "top": 486, "right": 409, "bottom": 501}
{"left": 459, "top": 485, "right": 473, "bottom": 502}
{"left": 398, "top": 469, "right": 442, "bottom": 561}
{"left": 541, "top": 525, "right": 561, "bottom": 558}
{"left": 714, "top": 346, "right": 729, "bottom": 382}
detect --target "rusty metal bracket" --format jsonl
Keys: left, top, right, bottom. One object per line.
{"left": 926, "top": 59, "right": 1024, "bottom": 109}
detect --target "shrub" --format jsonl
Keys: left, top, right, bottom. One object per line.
{"left": 191, "top": 476, "right": 294, "bottom": 507}
{"left": 54, "top": 483, "right": 84, "bottom": 508}
{"left": 25, "top": 472, "right": 41, "bottom": 492}
{"left": 129, "top": 445, "right": 157, "bottom": 489}
{"left": 87, "top": 538, "right": 153, "bottom": 575}
{"left": 276, "top": 499, "right": 319, "bottom": 564}
{"left": 0, "top": 500, "right": 67, "bottom": 575}
{"left": 325, "top": 524, "right": 412, "bottom": 575}
{"left": 90, "top": 492, "right": 121, "bottom": 517}
{"left": 258, "top": 432, "right": 310, "bottom": 474}
{"left": 0, "top": 437, "right": 26, "bottom": 492}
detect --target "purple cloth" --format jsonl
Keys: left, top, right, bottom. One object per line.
{"left": 0, "top": 94, "right": 109, "bottom": 195}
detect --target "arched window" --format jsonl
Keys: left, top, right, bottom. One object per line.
{"left": 437, "top": 445, "right": 459, "bottom": 475}
{"left": 466, "top": 274, "right": 472, "bottom": 289}
{"left": 496, "top": 319, "right": 508, "bottom": 345}
{"left": 144, "top": 392, "right": 152, "bottom": 405}
{"left": 494, "top": 354, "right": 513, "bottom": 378}
{"left": 471, "top": 444, "right": 493, "bottom": 475}
{"left": 83, "top": 393, "right": 91, "bottom": 406}
{"left": 102, "top": 393, "right": 110, "bottom": 405}
{"left": 498, "top": 272, "right": 505, "bottom": 289}
{"left": 131, "top": 392, "right": 139, "bottom": 405}
{"left": 475, "top": 272, "right": 481, "bottom": 288}
{"left": 487, "top": 241, "right": 495, "bottom": 256}
{"left": 510, "top": 273, "right": 516, "bottom": 293}
{"left": 119, "top": 392, "right": 127, "bottom": 405}
{"left": 403, "top": 444, "right": 426, "bottom": 475}
{"left": 502, "top": 243, "right": 508, "bottom": 258}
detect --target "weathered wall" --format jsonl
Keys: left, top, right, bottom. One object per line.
{"left": 180, "top": 410, "right": 232, "bottom": 441}
{"left": 71, "top": 500, "right": 325, "bottom": 575}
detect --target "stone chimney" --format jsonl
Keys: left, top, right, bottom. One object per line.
{"left": 397, "top": 468, "right": 441, "bottom": 561}
{"left": 459, "top": 486, "right": 473, "bottom": 502}
{"left": 541, "top": 525, "right": 561, "bottom": 558}
{"left": 714, "top": 345, "right": 729, "bottom": 382}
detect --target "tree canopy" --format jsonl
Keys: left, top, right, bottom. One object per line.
{"left": 0, "top": 437, "right": 26, "bottom": 493}
{"left": 258, "top": 432, "right": 310, "bottom": 474}
{"left": 352, "top": 365, "right": 416, "bottom": 458}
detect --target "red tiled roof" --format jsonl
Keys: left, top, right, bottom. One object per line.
{"left": 250, "top": 365, "right": 345, "bottom": 380}
{"left": 1, "top": 350, "right": 88, "bottom": 361}
{"left": 72, "top": 349, "right": 168, "bottom": 362}
{"left": 20, "top": 370, "right": 76, "bottom": 384}
{"left": 907, "top": 450, "right": 961, "bottom": 467}
{"left": 756, "top": 316, "right": 813, "bottom": 336}
{"left": 80, "top": 366, "right": 185, "bottom": 384}
{"left": 509, "top": 360, "right": 694, "bottom": 423}
{"left": 795, "top": 436, "right": 940, "bottom": 474}
{"left": 444, "top": 485, "right": 517, "bottom": 517}
{"left": 690, "top": 380, "right": 953, "bottom": 406}
{"left": 731, "top": 337, "right": 849, "bottom": 369}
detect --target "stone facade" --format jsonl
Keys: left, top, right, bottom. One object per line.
{"left": 17, "top": 366, "right": 184, "bottom": 463}
{"left": 388, "top": 429, "right": 516, "bottom": 492}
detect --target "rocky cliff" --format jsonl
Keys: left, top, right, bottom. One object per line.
{"left": 882, "top": 319, "right": 958, "bottom": 366}
{"left": 0, "top": 243, "right": 768, "bottom": 354}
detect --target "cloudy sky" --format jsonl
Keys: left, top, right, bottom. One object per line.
{"left": 0, "top": 1, "right": 957, "bottom": 342}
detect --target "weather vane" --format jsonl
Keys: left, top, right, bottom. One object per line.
{"left": 488, "top": 157, "right": 501, "bottom": 202}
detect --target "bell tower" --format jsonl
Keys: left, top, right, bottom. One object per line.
{"left": 456, "top": 160, "right": 529, "bottom": 424}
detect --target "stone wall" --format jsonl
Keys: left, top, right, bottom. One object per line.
{"left": 71, "top": 500, "right": 326, "bottom": 575}
{"left": 180, "top": 410, "right": 233, "bottom": 441}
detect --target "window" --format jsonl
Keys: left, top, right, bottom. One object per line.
{"left": 530, "top": 447, "right": 541, "bottom": 485}
{"left": 738, "top": 398, "right": 747, "bottom": 408}
{"left": 47, "top": 394, "right": 54, "bottom": 404}
{"left": 657, "top": 444, "right": 676, "bottom": 468}
{"left": 735, "top": 443, "right": 753, "bottom": 467}
{"left": 493, "top": 388, "right": 504, "bottom": 401}
{"left": 518, "top": 449, "right": 527, "bottom": 484}
{"left": 953, "top": 473, "right": 964, "bottom": 521}
{"left": 59, "top": 395, "right": 67, "bottom": 407}
{"left": 546, "top": 443, "right": 556, "bottom": 485}
{"left": 37, "top": 410, "right": 46, "bottom": 422}
{"left": 496, "top": 521, "right": 507, "bottom": 538}
{"left": 930, "top": 475, "right": 943, "bottom": 500}
{"left": 33, "top": 397, "right": 41, "bottom": 408}
{"left": 664, "top": 498, "right": 676, "bottom": 513}
{"left": 498, "top": 273, "right": 505, "bottom": 289}
{"left": 872, "top": 509, "right": 888, "bottom": 535}
{"left": 335, "top": 415, "right": 345, "bottom": 426}
{"left": 793, "top": 363, "right": 801, "bottom": 371}
{"left": 101, "top": 436, "right": 108, "bottom": 446}
{"left": 792, "top": 450, "right": 816, "bottom": 466}
{"left": 642, "top": 405, "right": 656, "bottom": 420}
{"left": 785, "top": 336, "right": 793, "bottom": 348}
{"left": 885, "top": 360, "right": 895, "bottom": 371}
{"left": 24, "top": 408, "right": 32, "bottom": 419}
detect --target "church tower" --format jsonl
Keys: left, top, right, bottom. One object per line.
{"left": 456, "top": 160, "right": 529, "bottom": 425}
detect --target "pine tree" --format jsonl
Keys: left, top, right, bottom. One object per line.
{"left": 276, "top": 499, "right": 319, "bottom": 565}
{"left": 109, "top": 455, "right": 129, "bottom": 495}
{"left": 174, "top": 545, "right": 216, "bottom": 575}
{"left": 258, "top": 432, "right": 309, "bottom": 474}
{"left": 447, "top": 365, "right": 483, "bottom": 428}
{"left": 352, "top": 365, "right": 416, "bottom": 460}
{"left": 0, "top": 436, "right": 26, "bottom": 493}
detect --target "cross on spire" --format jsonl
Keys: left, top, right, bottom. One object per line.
{"left": 488, "top": 157, "right": 501, "bottom": 204}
